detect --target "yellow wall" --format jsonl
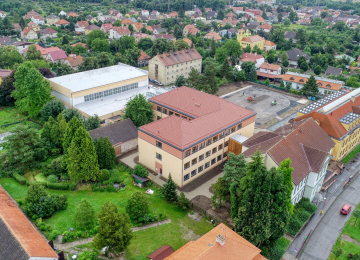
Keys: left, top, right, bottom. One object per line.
{"left": 237, "top": 30, "right": 264, "bottom": 50}
{"left": 333, "top": 128, "right": 360, "bottom": 161}
{"left": 47, "top": 18, "right": 60, "bottom": 25}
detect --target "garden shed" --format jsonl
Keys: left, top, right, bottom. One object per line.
{"left": 132, "top": 174, "right": 150, "bottom": 188}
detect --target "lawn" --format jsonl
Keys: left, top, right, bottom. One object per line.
{"left": 341, "top": 144, "right": 360, "bottom": 164}
{"left": 0, "top": 107, "right": 42, "bottom": 132}
{"left": 0, "top": 166, "right": 213, "bottom": 260}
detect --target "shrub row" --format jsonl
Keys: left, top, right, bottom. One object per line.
{"left": 21, "top": 179, "right": 75, "bottom": 191}
{"left": 287, "top": 198, "right": 317, "bottom": 236}
{"left": 13, "top": 173, "right": 26, "bottom": 185}
{"left": 61, "top": 228, "right": 98, "bottom": 243}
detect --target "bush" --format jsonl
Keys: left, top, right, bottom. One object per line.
{"left": 287, "top": 216, "right": 302, "bottom": 236}
{"left": 14, "top": 173, "right": 26, "bottom": 185}
{"left": 177, "top": 192, "right": 191, "bottom": 210}
{"left": 75, "top": 199, "right": 96, "bottom": 230}
{"left": 47, "top": 182, "right": 69, "bottom": 190}
{"left": 26, "top": 180, "right": 47, "bottom": 187}
{"left": 109, "top": 170, "right": 123, "bottom": 182}
{"left": 299, "top": 198, "right": 317, "bottom": 214}
{"left": 47, "top": 175, "right": 58, "bottom": 183}
{"left": 53, "top": 195, "right": 68, "bottom": 211}
{"left": 126, "top": 192, "right": 149, "bottom": 221}
{"left": 134, "top": 164, "right": 149, "bottom": 178}
{"left": 97, "top": 169, "right": 110, "bottom": 183}
{"left": 267, "top": 245, "right": 285, "bottom": 260}
{"left": 41, "top": 99, "right": 65, "bottom": 122}
{"left": 42, "top": 156, "right": 65, "bottom": 177}
{"left": 69, "top": 183, "right": 76, "bottom": 191}
{"left": 49, "top": 230, "right": 59, "bottom": 241}
{"left": 297, "top": 211, "right": 311, "bottom": 222}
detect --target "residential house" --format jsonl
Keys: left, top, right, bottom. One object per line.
{"left": 22, "top": 45, "right": 61, "bottom": 58}
{"left": 108, "top": 26, "right": 131, "bottom": 39}
{"left": 168, "top": 11, "right": 179, "bottom": 18}
{"left": 139, "top": 15, "right": 148, "bottom": 22}
{"left": 149, "top": 15, "right": 158, "bottom": 21}
{"left": 335, "top": 54, "right": 355, "bottom": 63}
{"left": 0, "top": 69, "right": 12, "bottom": 84}
{"left": 285, "top": 31, "right": 296, "bottom": 42}
{"left": 75, "top": 21, "right": 89, "bottom": 33}
{"left": 151, "top": 34, "right": 175, "bottom": 42}
{"left": 46, "top": 13, "right": 60, "bottom": 25}
{"left": 257, "top": 62, "right": 282, "bottom": 80}
{"left": 258, "top": 22, "right": 272, "bottom": 32}
{"left": 207, "top": 11, "right": 217, "bottom": 19}
{"left": 46, "top": 50, "right": 67, "bottom": 63}
{"left": 64, "top": 54, "right": 83, "bottom": 70}
{"left": 145, "top": 26, "right": 154, "bottom": 32}
{"left": 282, "top": 72, "right": 344, "bottom": 95}
{"left": 245, "top": 8, "right": 262, "bottom": 16}
{"left": 24, "top": 10, "right": 45, "bottom": 25}
{"left": 222, "top": 18, "right": 238, "bottom": 27}
{"left": 101, "top": 23, "right": 113, "bottom": 33}
{"left": 231, "top": 7, "right": 244, "bottom": 13}
{"left": 58, "top": 10, "right": 67, "bottom": 16}
{"left": 84, "top": 24, "right": 100, "bottom": 35}
{"left": 226, "top": 12, "right": 237, "bottom": 19}
{"left": 240, "top": 52, "right": 264, "bottom": 68}
{"left": 9, "top": 41, "right": 33, "bottom": 54}
{"left": 67, "top": 12, "right": 78, "bottom": 18}
{"left": 148, "top": 48, "right": 202, "bottom": 85}
{"left": 27, "top": 21, "right": 40, "bottom": 31}
{"left": 205, "top": 8, "right": 213, "bottom": 12}
{"left": 104, "top": 17, "right": 117, "bottom": 24}
{"left": 264, "top": 40, "right": 277, "bottom": 51}
{"left": 255, "top": 16, "right": 265, "bottom": 23}
{"left": 138, "top": 87, "right": 256, "bottom": 187}
{"left": 138, "top": 51, "right": 151, "bottom": 67}
{"left": 294, "top": 89, "right": 360, "bottom": 161}
{"left": 55, "top": 19, "right": 70, "bottom": 27}
{"left": 325, "top": 66, "right": 343, "bottom": 76}
{"left": 134, "top": 32, "right": 152, "bottom": 42}
{"left": 20, "top": 27, "right": 37, "bottom": 40}
{"left": 110, "top": 10, "right": 122, "bottom": 19}
{"left": 240, "top": 13, "right": 253, "bottom": 21}
{"left": 153, "top": 28, "right": 167, "bottom": 34}
{"left": 204, "top": 31, "right": 222, "bottom": 41}
{"left": 122, "top": 18, "right": 136, "bottom": 26}
{"left": 194, "top": 8, "right": 202, "bottom": 15}
{"left": 0, "top": 186, "right": 59, "bottom": 260}
{"left": 242, "top": 118, "right": 335, "bottom": 203}
{"left": 151, "top": 10, "right": 160, "bottom": 16}
{"left": 89, "top": 118, "right": 138, "bottom": 156}
{"left": 86, "top": 15, "right": 98, "bottom": 23}
{"left": 181, "top": 38, "right": 193, "bottom": 47}
{"left": 0, "top": 36, "right": 11, "bottom": 46}
{"left": 40, "top": 27, "right": 58, "bottom": 39}
{"left": 157, "top": 14, "right": 168, "bottom": 20}
{"left": 219, "top": 29, "right": 232, "bottom": 37}
{"left": 12, "top": 23, "right": 21, "bottom": 31}
{"left": 133, "top": 22, "right": 144, "bottom": 32}
{"left": 285, "top": 48, "right": 310, "bottom": 66}
{"left": 142, "top": 10, "right": 150, "bottom": 16}
{"left": 183, "top": 25, "right": 200, "bottom": 36}
{"left": 108, "top": 8, "right": 118, "bottom": 15}
{"left": 238, "top": 33, "right": 265, "bottom": 50}
{"left": 0, "top": 11, "right": 6, "bottom": 18}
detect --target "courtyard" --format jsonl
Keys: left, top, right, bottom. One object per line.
{"left": 222, "top": 85, "right": 306, "bottom": 127}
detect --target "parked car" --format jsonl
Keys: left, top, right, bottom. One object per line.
{"left": 340, "top": 204, "right": 352, "bottom": 215}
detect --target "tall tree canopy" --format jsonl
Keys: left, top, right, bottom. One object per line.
{"left": 123, "top": 94, "right": 154, "bottom": 127}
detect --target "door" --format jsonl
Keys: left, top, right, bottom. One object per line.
{"left": 155, "top": 161, "right": 162, "bottom": 176}
{"left": 114, "top": 145, "right": 121, "bottom": 155}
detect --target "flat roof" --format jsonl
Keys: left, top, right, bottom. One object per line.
{"left": 48, "top": 63, "right": 148, "bottom": 93}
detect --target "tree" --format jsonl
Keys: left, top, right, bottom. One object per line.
{"left": 346, "top": 77, "right": 360, "bottom": 88}
{"left": 93, "top": 202, "right": 132, "bottom": 254}
{"left": 26, "top": 183, "right": 48, "bottom": 204}
{"left": 12, "top": 62, "right": 52, "bottom": 117}
{"left": 86, "top": 29, "right": 106, "bottom": 46}
{"left": 41, "top": 99, "right": 65, "bottom": 122}
{"left": 150, "top": 38, "right": 173, "bottom": 56}
{"left": 244, "top": 45, "right": 251, "bottom": 53}
{"left": 123, "top": 94, "right": 153, "bottom": 127}
{"left": 69, "top": 22, "right": 75, "bottom": 32}
{"left": 278, "top": 158, "right": 293, "bottom": 214}
{"left": 126, "top": 192, "right": 149, "bottom": 220}
{"left": 283, "top": 59, "right": 289, "bottom": 67}
{"left": 161, "top": 174, "right": 178, "bottom": 201}
{"left": 217, "top": 9, "right": 224, "bottom": 19}
{"left": 289, "top": 10, "right": 297, "bottom": 22}
{"left": 186, "top": 68, "right": 202, "bottom": 89}
{"left": 75, "top": 199, "right": 96, "bottom": 230}
{"left": 94, "top": 137, "right": 116, "bottom": 170}
{"left": 78, "top": 57, "right": 99, "bottom": 72}
{"left": 39, "top": 68, "right": 55, "bottom": 78}
{"left": 221, "top": 57, "right": 231, "bottom": 79}
{"left": 97, "top": 52, "right": 113, "bottom": 67}
{"left": 0, "top": 125, "right": 45, "bottom": 169}
{"left": 25, "top": 44, "right": 43, "bottom": 60}
{"left": 175, "top": 75, "right": 186, "bottom": 87}
{"left": 314, "top": 65, "right": 322, "bottom": 75}
{"left": 202, "top": 58, "right": 219, "bottom": 94}
{"left": 224, "top": 39, "right": 242, "bottom": 61}
{"left": 62, "top": 116, "right": 84, "bottom": 169}
{"left": 73, "top": 44, "right": 87, "bottom": 55}
{"left": 66, "top": 126, "right": 100, "bottom": 182}
{"left": 211, "top": 178, "right": 229, "bottom": 210}
{"left": 56, "top": 63, "right": 75, "bottom": 76}
{"left": 125, "top": 47, "right": 141, "bottom": 66}
{"left": 19, "top": 17, "right": 25, "bottom": 29}
{"left": 209, "top": 40, "right": 216, "bottom": 57}
{"left": 0, "top": 70, "right": 16, "bottom": 106}
{"left": 138, "top": 38, "right": 153, "bottom": 51}
{"left": 302, "top": 75, "right": 319, "bottom": 97}
{"left": 215, "top": 47, "right": 227, "bottom": 63}
{"left": 297, "top": 56, "right": 306, "bottom": 67}
{"left": 235, "top": 70, "right": 247, "bottom": 81}
{"left": 241, "top": 61, "right": 257, "bottom": 80}
{"left": 177, "top": 192, "right": 191, "bottom": 210}
{"left": 267, "top": 53, "right": 275, "bottom": 63}
{"left": 128, "top": 24, "right": 134, "bottom": 33}
{"left": 91, "top": 38, "right": 111, "bottom": 53}
{"left": 62, "top": 35, "right": 69, "bottom": 45}
{"left": 353, "top": 209, "right": 360, "bottom": 226}
{"left": 113, "top": 52, "right": 127, "bottom": 64}
{"left": 270, "top": 28, "right": 285, "bottom": 47}
{"left": 0, "top": 46, "right": 24, "bottom": 67}
{"left": 113, "top": 20, "right": 122, "bottom": 27}
{"left": 300, "top": 61, "right": 309, "bottom": 72}
{"left": 174, "top": 39, "right": 189, "bottom": 50}
{"left": 77, "top": 251, "right": 101, "bottom": 260}
{"left": 265, "top": 78, "right": 270, "bottom": 85}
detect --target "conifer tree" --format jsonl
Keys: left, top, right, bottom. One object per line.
{"left": 230, "top": 182, "right": 240, "bottom": 219}
{"left": 221, "top": 57, "right": 231, "bottom": 79}
{"left": 75, "top": 199, "right": 96, "bottom": 230}
{"left": 56, "top": 113, "right": 67, "bottom": 149}
{"left": 223, "top": 152, "right": 247, "bottom": 184}
{"left": 161, "top": 174, "right": 178, "bottom": 201}
{"left": 62, "top": 117, "right": 83, "bottom": 169}
{"left": 302, "top": 75, "right": 319, "bottom": 97}
{"left": 95, "top": 137, "right": 116, "bottom": 170}
{"left": 66, "top": 127, "right": 99, "bottom": 182}
{"left": 279, "top": 159, "right": 294, "bottom": 213}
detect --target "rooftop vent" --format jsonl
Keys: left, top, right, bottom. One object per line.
{"left": 216, "top": 234, "right": 225, "bottom": 246}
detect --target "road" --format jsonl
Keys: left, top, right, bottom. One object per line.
{"left": 285, "top": 153, "right": 360, "bottom": 260}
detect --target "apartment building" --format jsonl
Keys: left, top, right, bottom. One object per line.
{"left": 148, "top": 48, "right": 202, "bottom": 85}
{"left": 138, "top": 87, "right": 256, "bottom": 188}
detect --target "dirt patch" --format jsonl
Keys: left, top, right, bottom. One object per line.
{"left": 178, "top": 162, "right": 225, "bottom": 192}
{"left": 341, "top": 234, "right": 360, "bottom": 246}
{"left": 187, "top": 211, "right": 203, "bottom": 221}
{"left": 209, "top": 186, "right": 214, "bottom": 194}
{"left": 215, "top": 81, "right": 247, "bottom": 96}
{"left": 191, "top": 195, "right": 213, "bottom": 211}
{"left": 76, "top": 183, "right": 92, "bottom": 191}
{"left": 179, "top": 223, "right": 201, "bottom": 241}
{"left": 207, "top": 202, "right": 233, "bottom": 225}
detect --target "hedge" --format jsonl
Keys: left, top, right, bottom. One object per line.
{"left": 47, "top": 182, "right": 69, "bottom": 190}
{"left": 287, "top": 198, "right": 318, "bottom": 236}
{"left": 13, "top": 173, "right": 26, "bottom": 185}
{"left": 26, "top": 180, "right": 47, "bottom": 187}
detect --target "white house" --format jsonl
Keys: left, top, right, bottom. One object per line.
{"left": 0, "top": 11, "right": 6, "bottom": 18}
{"left": 58, "top": 10, "right": 67, "bottom": 16}
{"left": 142, "top": 10, "right": 150, "bottom": 16}
{"left": 239, "top": 53, "right": 264, "bottom": 68}
{"left": 108, "top": 26, "right": 131, "bottom": 39}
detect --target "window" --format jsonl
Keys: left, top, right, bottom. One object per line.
{"left": 211, "top": 158, "right": 216, "bottom": 165}
{"left": 192, "top": 146, "right": 198, "bottom": 153}
{"left": 231, "top": 127, "right": 236, "bottom": 133}
{"left": 191, "top": 169, "right": 197, "bottom": 177}
{"left": 184, "top": 162, "right": 190, "bottom": 170}
{"left": 213, "top": 135, "right": 218, "bottom": 142}
{"left": 206, "top": 150, "right": 211, "bottom": 157}
{"left": 205, "top": 162, "right": 210, "bottom": 169}
{"left": 182, "top": 116, "right": 187, "bottom": 119}
{"left": 199, "top": 154, "right": 204, "bottom": 161}
{"left": 192, "top": 158, "right": 197, "bottom": 165}
{"left": 217, "top": 155, "right": 222, "bottom": 161}
{"left": 84, "top": 83, "right": 138, "bottom": 102}
{"left": 225, "top": 129, "right": 230, "bottom": 136}
{"left": 169, "top": 111, "right": 174, "bottom": 115}
{"left": 212, "top": 147, "right": 217, "bottom": 154}
{"left": 223, "top": 151, "right": 228, "bottom": 158}
{"left": 206, "top": 139, "right": 212, "bottom": 146}
{"left": 238, "top": 123, "right": 242, "bottom": 130}
{"left": 185, "top": 149, "right": 190, "bottom": 157}
{"left": 199, "top": 142, "right": 205, "bottom": 150}
{"left": 225, "top": 141, "right": 229, "bottom": 147}
{"left": 219, "top": 132, "right": 224, "bottom": 139}
{"left": 157, "top": 116, "right": 161, "bottom": 120}
{"left": 198, "top": 165, "right": 203, "bottom": 173}
{"left": 156, "top": 153, "right": 162, "bottom": 160}
{"left": 218, "top": 144, "right": 223, "bottom": 150}
{"left": 184, "top": 174, "right": 189, "bottom": 181}
{"left": 175, "top": 113, "right": 180, "bottom": 117}
{"left": 163, "top": 108, "right": 168, "bottom": 114}
{"left": 156, "top": 141, "right": 162, "bottom": 149}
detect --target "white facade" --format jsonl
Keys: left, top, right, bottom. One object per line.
{"left": 142, "top": 10, "right": 149, "bottom": 16}
{"left": 108, "top": 28, "right": 130, "bottom": 39}
{"left": 291, "top": 176, "right": 308, "bottom": 205}
{"left": 259, "top": 66, "right": 281, "bottom": 75}
{"left": 239, "top": 57, "right": 264, "bottom": 68}
{"left": 58, "top": 10, "right": 67, "bottom": 16}
{"left": 31, "top": 17, "right": 45, "bottom": 25}
{"left": 0, "top": 11, "right": 6, "bottom": 18}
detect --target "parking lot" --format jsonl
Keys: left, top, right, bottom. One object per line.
{"left": 222, "top": 85, "right": 305, "bottom": 127}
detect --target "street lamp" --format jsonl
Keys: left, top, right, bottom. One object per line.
{"left": 321, "top": 198, "right": 326, "bottom": 214}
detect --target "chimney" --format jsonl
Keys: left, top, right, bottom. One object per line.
{"left": 351, "top": 96, "right": 355, "bottom": 103}
{"left": 300, "top": 127, "right": 303, "bottom": 133}
{"left": 216, "top": 234, "right": 225, "bottom": 246}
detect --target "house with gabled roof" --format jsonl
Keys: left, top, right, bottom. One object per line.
{"left": 64, "top": 54, "right": 83, "bottom": 70}
{"left": 138, "top": 86, "right": 256, "bottom": 187}
{"left": 75, "top": 21, "right": 89, "bottom": 33}
{"left": 55, "top": 19, "right": 70, "bottom": 27}
{"left": 20, "top": 27, "right": 37, "bottom": 40}
{"left": 46, "top": 49, "right": 67, "bottom": 63}
{"left": 204, "top": 31, "right": 222, "bottom": 41}
{"left": 40, "top": 27, "right": 58, "bottom": 39}
{"left": 84, "top": 24, "right": 100, "bottom": 35}
{"left": 101, "top": 23, "right": 113, "bottom": 33}
{"left": 183, "top": 25, "right": 200, "bottom": 36}
{"left": 46, "top": 13, "right": 60, "bottom": 25}
{"left": 138, "top": 50, "right": 151, "bottom": 67}
{"left": 0, "top": 11, "right": 6, "bottom": 18}
{"left": 109, "top": 26, "right": 131, "bottom": 39}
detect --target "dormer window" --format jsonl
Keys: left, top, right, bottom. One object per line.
{"left": 326, "top": 84, "right": 331, "bottom": 88}
{"left": 290, "top": 77, "right": 294, "bottom": 80}
{"left": 299, "top": 79, "right": 304, "bottom": 83}
{"left": 318, "top": 82, "right": 322, "bottom": 86}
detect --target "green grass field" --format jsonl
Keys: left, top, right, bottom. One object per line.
{"left": 0, "top": 167, "right": 213, "bottom": 260}
{"left": 341, "top": 144, "right": 360, "bottom": 164}
{"left": 0, "top": 107, "right": 42, "bottom": 132}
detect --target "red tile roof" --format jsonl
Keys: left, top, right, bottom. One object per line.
{"left": 56, "top": 19, "right": 69, "bottom": 25}
{"left": 101, "top": 23, "right": 113, "bottom": 33}
{"left": 23, "top": 44, "right": 61, "bottom": 55}
{"left": 112, "top": 26, "right": 131, "bottom": 35}
{"left": 65, "top": 54, "right": 83, "bottom": 67}
{"left": 71, "top": 42, "right": 87, "bottom": 47}
{"left": 255, "top": 16, "right": 265, "bottom": 23}
{"left": 76, "top": 21, "right": 89, "bottom": 28}
{"left": 85, "top": 24, "right": 100, "bottom": 30}
{"left": 122, "top": 18, "right": 135, "bottom": 25}
{"left": 168, "top": 11, "right": 178, "bottom": 17}
{"left": 139, "top": 51, "right": 151, "bottom": 60}
{"left": 264, "top": 40, "right": 276, "bottom": 46}
{"left": 205, "top": 31, "right": 222, "bottom": 40}
{"left": 184, "top": 25, "right": 200, "bottom": 35}
{"left": 48, "top": 50, "right": 67, "bottom": 60}
{"left": 243, "top": 118, "right": 335, "bottom": 185}
{"left": 40, "top": 27, "right": 57, "bottom": 35}
{"left": 259, "top": 23, "right": 272, "bottom": 30}
{"left": 148, "top": 245, "right": 174, "bottom": 260}
{"left": 260, "top": 62, "right": 281, "bottom": 71}
{"left": 241, "top": 52, "right": 264, "bottom": 62}
{"left": 0, "top": 187, "right": 59, "bottom": 258}
{"left": 139, "top": 87, "right": 256, "bottom": 150}
{"left": 67, "top": 12, "right": 78, "bottom": 17}
{"left": 156, "top": 48, "right": 202, "bottom": 66}
{"left": 0, "top": 69, "right": 12, "bottom": 77}
{"left": 282, "top": 73, "right": 342, "bottom": 91}
{"left": 242, "top": 35, "right": 265, "bottom": 43}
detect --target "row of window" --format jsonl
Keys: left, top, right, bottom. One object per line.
{"left": 167, "top": 70, "right": 201, "bottom": 80}
{"left": 184, "top": 124, "right": 241, "bottom": 158}
{"left": 156, "top": 106, "right": 187, "bottom": 119}
{"left": 184, "top": 152, "right": 228, "bottom": 182}
{"left": 167, "top": 65, "right": 201, "bottom": 74}
{"left": 84, "top": 83, "right": 138, "bottom": 102}
{"left": 166, "top": 60, "right": 200, "bottom": 69}
{"left": 184, "top": 142, "right": 228, "bottom": 170}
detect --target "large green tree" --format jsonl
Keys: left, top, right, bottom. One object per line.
{"left": 186, "top": 67, "right": 202, "bottom": 89}
{"left": 279, "top": 159, "right": 294, "bottom": 213}
{"left": 25, "top": 44, "right": 43, "bottom": 60}
{"left": 223, "top": 152, "right": 247, "bottom": 184}
{"left": 56, "top": 63, "right": 75, "bottom": 76}
{"left": 223, "top": 39, "right": 242, "bottom": 61}
{"left": 0, "top": 70, "right": 16, "bottom": 106}
{"left": 161, "top": 174, "right": 178, "bottom": 202}
{"left": 241, "top": 61, "right": 257, "bottom": 80}
{"left": 86, "top": 29, "right": 107, "bottom": 46}
{"left": 75, "top": 199, "right": 96, "bottom": 230}
{"left": 93, "top": 202, "right": 132, "bottom": 254}
{"left": 126, "top": 192, "right": 149, "bottom": 220}
{"left": 94, "top": 137, "right": 116, "bottom": 170}
{"left": 301, "top": 75, "right": 319, "bottom": 97}
{"left": 97, "top": 52, "right": 113, "bottom": 67}
{"left": 62, "top": 117, "right": 84, "bottom": 169}
{"left": 125, "top": 47, "right": 141, "bottom": 66}
{"left": 12, "top": 62, "right": 52, "bottom": 117}
{"left": 123, "top": 94, "right": 154, "bottom": 127}
{"left": 78, "top": 57, "right": 99, "bottom": 72}
{"left": 0, "top": 46, "right": 24, "bottom": 67}
{"left": 41, "top": 99, "right": 65, "bottom": 122}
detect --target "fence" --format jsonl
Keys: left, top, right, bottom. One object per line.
{"left": 250, "top": 80, "right": 302, "bottom": 95}
{"left": 0, "top": 118, "right": 43, "bottom": 128}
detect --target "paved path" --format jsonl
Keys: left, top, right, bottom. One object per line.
{"left": 285, "top": 153, "right": 360, "bottom": 260}
{"left": 183, "top": 172, "right": 225, "bottom": 200}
